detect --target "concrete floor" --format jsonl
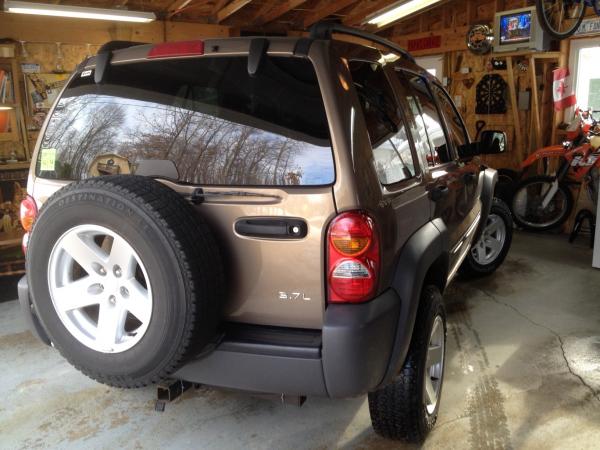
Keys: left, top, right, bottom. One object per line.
{"left": 1, "top": 232, "right": 599, "bottom": 449}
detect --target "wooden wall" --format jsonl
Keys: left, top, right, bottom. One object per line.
{"left": 0, "top": 12, "right": 235, "bottom": 73}
{"left": 0, "top": 12, "right": 236, "bottom": 153}
{"left": 386, "top": 0, "right": 566, "bottom": 170}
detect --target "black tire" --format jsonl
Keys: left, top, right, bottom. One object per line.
{"left": 511, "top": 175, "right": 574, "bottom": 231}
{"left": 495, "top": 169, "right": 520, "bottom": 205}
{"left": 27, "top": 175, "right": 224, "bottom": 388}
{"left": 536, "top": 0, "right": 586, "bottom": 40}
{"left": 368, "top": 285, "right": 446, "bottom": 443}
{"left": 461, "top": 198, "right": 513, "bottom": 278}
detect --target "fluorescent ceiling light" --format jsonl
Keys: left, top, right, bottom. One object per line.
{"left": 0, "top": 106, "right": 14, "bottom": 110}
{"left": 4, "top": 1, "right": 156, "bottom": 23}
{"left": 367, "top": 0, "right": 443, "bottom": 27}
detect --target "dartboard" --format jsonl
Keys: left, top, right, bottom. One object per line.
{"left": 476, "top": 74, "right": 507, "bottom": 114}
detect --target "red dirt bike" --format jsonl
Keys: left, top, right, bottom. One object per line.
{"left": 511, "top": 109, "right": 600, "bottom": 231}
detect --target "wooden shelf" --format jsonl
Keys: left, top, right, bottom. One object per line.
{"left": 491, "top": 50, "right": 561, "bottom": 59}
{"left": 0, "top": 230, "right": 23, "bottom": 248}
{"left": 0, "top": 162, "right": 30, "bottom": 171}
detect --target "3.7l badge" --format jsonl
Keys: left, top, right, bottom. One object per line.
{"left": 278, "top": 292, "right": 311, "bottom": 301}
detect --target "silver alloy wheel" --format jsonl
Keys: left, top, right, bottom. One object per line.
{"left": 48, "top": 224, "right": 153, "bottom": 353}
{"left": 471, "top": 213, "right": 506, "bottom": 265}
{"left": 424, "top": 315, "right": 444, "bottom": 415}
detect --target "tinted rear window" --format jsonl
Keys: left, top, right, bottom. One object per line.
{"left": 36, "top": 56, "right": 335, "bottom": 186}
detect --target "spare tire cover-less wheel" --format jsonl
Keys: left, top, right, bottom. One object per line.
{"left": 27, "top": 175, "right": 224, "bottom": 388}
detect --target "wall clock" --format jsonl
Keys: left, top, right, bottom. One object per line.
{"left": 467, "top": 24, "right": 493, "bottom": 55}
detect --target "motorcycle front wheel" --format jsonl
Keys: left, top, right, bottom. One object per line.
{"left": 536, "top": 0, "right": 586, "bottom": 40}
{"left": 511, "top": 175, "right": 574, "bottom": 231}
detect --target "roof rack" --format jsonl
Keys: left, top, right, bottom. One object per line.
{"left": 309, "top": 21, "right": 415, "bottom": 63}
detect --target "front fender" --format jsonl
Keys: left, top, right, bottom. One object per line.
{"left": 521, "top": 145, "right": 565, "bottom": 169}
{"left": 473, "top": 168, "right": 498, "bottom": 242}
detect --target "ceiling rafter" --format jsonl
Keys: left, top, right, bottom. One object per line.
{"left": 166, "top": 0, "right": 194, "bottom": 18}
{"left": 247, "top": 1, "right": 276, "bottom": 22}
{"left": 302, "top": 0, "right": 360, "bottom": 28}
{"left": 342, "top": 0, "right": 393, "bottom": 27}
{"left": 254, "top": 0, "right": 308, "bottom": 26}
{"left": 216, "top": 0, "right": 253, "bottom": 23}
{"left": 211, "top": 0, "right": 231, "bottom": 14}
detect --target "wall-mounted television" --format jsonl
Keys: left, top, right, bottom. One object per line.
{"left": 493, "top": 7, "right": 550, "bottom": 53}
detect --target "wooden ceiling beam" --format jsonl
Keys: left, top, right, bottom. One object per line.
{"left": 216, "top": 0, "right": 253, "bottom": 23}
{"left": 342, "top": 0, "right": 394, "bottom": 27}
{"left": 254, "top": 0, "right": 308, "bottom": 26}
{"left": 211, "top": 0, "right": 231, "bottom": 15}
{"left": 166, "top": 0, "right": 194, "bottom": 18}
{"left": 303, "top": 0, "right": 360, "bottom": 28}
{"left": 247, "top": 1, "right": 275, "bottom": 22}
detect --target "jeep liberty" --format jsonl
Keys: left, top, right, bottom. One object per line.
{"left": 18, "top": 23, "right": 512, "bottom": 442}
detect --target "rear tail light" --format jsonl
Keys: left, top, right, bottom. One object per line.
{"left": 20, "top": 195, "right": 37, "bottom": 232}
{"left": 148, "top": 40, "right": 204, "bottom": 59}
{"left": 20, "top": 195, "right": 37, "bottom": 255}
{"left": 327, "top": 211, "right": 379, "bottom": 303}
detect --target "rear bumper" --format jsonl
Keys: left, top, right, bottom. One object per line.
{"left": 20, "top": 273, "right": 402, "bottom": 398}
{"left": 174, "top": 289, "right": 401, "bottom": 398}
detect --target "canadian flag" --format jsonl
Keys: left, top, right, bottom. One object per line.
{"left": 553, "top": 68, "right": 577, "bottom": 111}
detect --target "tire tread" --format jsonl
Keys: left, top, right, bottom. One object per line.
{"left": 30, "top": 175, "right": 224, "bottom": 388}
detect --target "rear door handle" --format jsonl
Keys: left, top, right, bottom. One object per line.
{"left": 235, "top": 218, "right": 307, "bottom": 239}
{"left": 429, "top": 185, "right": 449, "bottom": 202}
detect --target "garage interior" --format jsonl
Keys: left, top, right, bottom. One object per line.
{"left": 0, "top": 0, "right": 599, "bottom": 448}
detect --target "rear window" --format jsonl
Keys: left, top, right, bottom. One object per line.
{"left": 36, "top": 56, "right": 335, "bottom": 186}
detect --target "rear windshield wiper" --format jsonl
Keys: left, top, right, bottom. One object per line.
{"left": 187, "top": 189, "right": 282, "bottom": 204}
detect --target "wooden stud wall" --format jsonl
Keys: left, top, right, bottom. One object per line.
{"left": 386, "top": 0, "right": 565, "bottom": 170}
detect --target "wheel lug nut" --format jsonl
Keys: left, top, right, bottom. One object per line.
{"left": 120, "top": 286, "right": 129, "bottom": 298}
{"left": 93, "top": 262, "right": 107, "bottom": 276}
{"left": 113, "top": 265, "right": 122, "bottom": 278}
{"left": 108, "top": 295, "right": 116, "bottom": 305}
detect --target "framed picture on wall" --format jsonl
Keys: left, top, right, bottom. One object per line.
{"left": 24, "top": 73, "right": 69, "bottom": 130}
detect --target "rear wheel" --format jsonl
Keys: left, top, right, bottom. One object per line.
{"left": 27, "top": 175, "right": 224, "bottom": 387}
{"left": 536, "top": 0, "right": 586, "bottom": 40}
{"left": 511, "top": 175, "right": 573, "bottom": 231}
{"left": 368, "top": 285, "right": 446, "bottom": 442}
{"left": 495, "top": 169, "right": 520, "bottom": 205}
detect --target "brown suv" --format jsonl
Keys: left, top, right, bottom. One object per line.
{"left": 19, "top": 23, "right": 512, "bottom": 442}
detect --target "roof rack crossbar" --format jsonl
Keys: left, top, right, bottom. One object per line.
{"left": 309, "top": 22, "right": 415, "bottom": 63}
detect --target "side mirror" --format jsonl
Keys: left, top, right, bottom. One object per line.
{"left": 479, "top": 130, "right": 507, "bottom": 154}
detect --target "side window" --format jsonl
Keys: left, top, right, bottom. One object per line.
{"left": 401, "top": 73, "right": 452, "bottom": 167}
{"left": 350, "top": 61, "right": 417, "bottom": 185}
{"left": 430, "top": 84, "right": 470, "bottom": 156}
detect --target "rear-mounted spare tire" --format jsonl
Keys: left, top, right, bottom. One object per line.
{"left": 27, "top": 175, "right": 224, "bottom": 388}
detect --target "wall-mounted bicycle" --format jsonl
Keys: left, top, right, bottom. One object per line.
{"left": 536, "top": 0, "right": 600, "bottom": 39}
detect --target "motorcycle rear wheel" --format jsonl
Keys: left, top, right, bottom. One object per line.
{"left": 511, "top": 175, "right": 574, "bottom": 231}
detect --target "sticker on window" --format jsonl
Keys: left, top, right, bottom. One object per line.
{"left": 40, "top": 148, "right": 57, "bottom": 171}
{"left": 81, "top": 69, "right": 92, "bottom": 78}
